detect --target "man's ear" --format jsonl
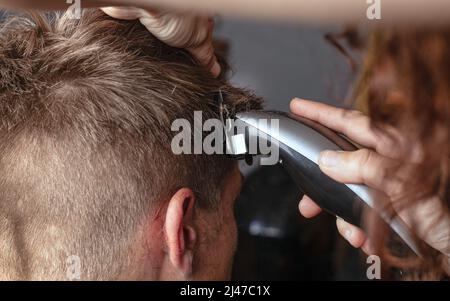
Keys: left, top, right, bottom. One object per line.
{"left": 165, "top": 188, "right": 197, "bottom": 277}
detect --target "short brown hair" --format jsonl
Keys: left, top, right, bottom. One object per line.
{"left": 0, "top": 9, "right": 261, "bottom": 280}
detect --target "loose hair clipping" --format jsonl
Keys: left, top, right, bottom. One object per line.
{"left": 215, "top": 90, "right": 252, "bottom": 164}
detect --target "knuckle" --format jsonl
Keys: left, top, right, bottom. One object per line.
{"left": 341, "top": 109, "right": 366, "bottom": 127}
{"left": 346, "top": 110, "right": 367, "bottom": 126}
{"left": 383, "top": 176, "right": 405, "bottom": 199}
{"left": 355, "top": 148, "right": 372, "bottom": 166}
{"left": 342, "top": 109, "right": 364, "bottom": 120}
{"left": 354, "top": 149, "right": 376, "bottom": 182}
{"left": 339, "top": 109, "right": 368, "bottom": 135}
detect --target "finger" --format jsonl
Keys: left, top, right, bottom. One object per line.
{"left": 336, "top": 218, "right": 367, "bottom": 248}
{"left": 139, "top": 12, "right": 201, "bottom": 47}
{"left": 209, "top": 57, "right": 221, "bottom": 77}
{"left": 188, "top": 20, "right": 220, "bottom": 77}
{"left": 101, "top": 7, "right": 142, "bottom": 20}
{"left": 361, "top": 239, "right": 376, "bottom": 255}
{"left": 318, "top": 149, "right": 402, "bottom": 196}
{"left": 290, "top": 98, "right": 384, "bottom": 152}
{"left": 103, "top": 8, "right": 220, "bottom": 77}
{"left": 298, "top": 195, "right": 322, "bottom": 218}
{"left": 188, "top": 45, "right": 220, "bottom": 77}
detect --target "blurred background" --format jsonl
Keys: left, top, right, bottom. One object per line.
{"left": 215, "top": 17, "right": 367, "bottom": 280}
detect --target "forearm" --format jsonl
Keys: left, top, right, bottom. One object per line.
{"left": 1, "top": 0, "right": 450, "bottom": 25}
{"left": 109, "top": 0, "right": 450, "bottom": 25}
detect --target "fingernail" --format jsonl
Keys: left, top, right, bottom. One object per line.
{"left": 299, "top": 196, "right": 307, "bottom": 209}
{"left": 319, "top": 151, "right": 341, "bottom": 167}
{"left": 290, "top": 98, "right": 302, "bottom": 106}
{"left": 211, "top": 61, "right": 221, "bottom": 77}
{"left": 345, "top": 228, "right": 353, "bottom": 240}
{"left": 337, "top": 218, "right": 352, "bottom": 239}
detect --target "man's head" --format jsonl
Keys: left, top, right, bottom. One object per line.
{"left": 0, "top": 9, "right": 261, "bottom": 280}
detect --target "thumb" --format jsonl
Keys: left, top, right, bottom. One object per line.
{"left": 317, "top": 149, "right": 387, "bottom": 190}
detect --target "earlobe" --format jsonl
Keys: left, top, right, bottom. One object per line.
{"left": 164, "top": 188, "right": 197, "bottom": 277}
{"left": 180, "top": 250, "right": 193, "bottom": 277}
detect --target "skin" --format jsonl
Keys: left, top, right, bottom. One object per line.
{"left": 138, "top": 164, "right": 242, "bottom": 280}
{"left": 100, "top": 7, "right": 221, "bottom": 77}
{"left": 290, "top": 98, "right": 450, "bottom": 259}
{"left": 2, "top": 0, "right": 450, "bottom": 25}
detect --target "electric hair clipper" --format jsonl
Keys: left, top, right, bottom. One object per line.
{"left": 229, "top": 110, "right": 423, "bottom": 256}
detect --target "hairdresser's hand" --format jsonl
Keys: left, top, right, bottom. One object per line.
{"left": 291, "top": 98, "right": 450, "bottom": 257}
{"left": 101, "top": 7, "right": 220, "bottom": 77}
